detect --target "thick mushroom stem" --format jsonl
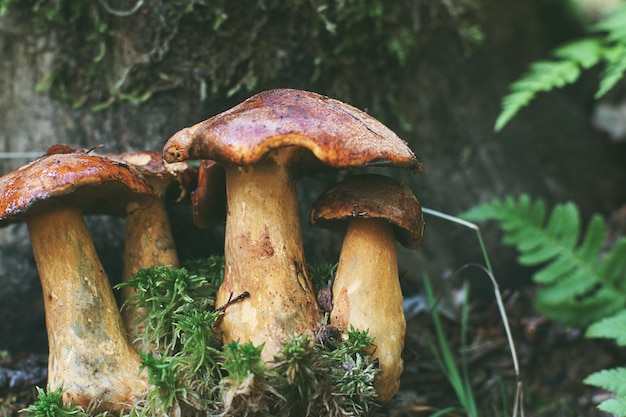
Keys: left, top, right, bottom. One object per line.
{"left": 121, "top": 198, "right": 179, "bottom": 348}
{"left": 216, "top": 150, "right": 321, "bottom": 362}
{"left": 27, "top": 207, "right": 149, "bottom": 412}
{"left": 331, "top": 217, "right": 405, "bottom": 403}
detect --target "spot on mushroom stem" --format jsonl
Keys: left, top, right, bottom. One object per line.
{"left": 259, "top": 232, "right": 274, "bottom": 258}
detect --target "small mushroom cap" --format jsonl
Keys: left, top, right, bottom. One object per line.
{"left": 0, "top": 153, "right": 156, "bottom": 225}
{"left": 107, "top": 151, "right": 190, "bottom": 180}
{"left": 310, "top": 174, "right": 424, "bottom": 249}
{"left": 106, "top": 150, "right": 197, "bottom": 200}
{"left": 163, "top": 89, "right": 422, "bottom": 172}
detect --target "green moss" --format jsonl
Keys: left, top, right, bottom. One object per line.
{"left": 108, "top": 260, "right": 381, "bottom": 416}
{"left": 2, "top": 0, "right": 482, "bottom": 131}
{"left": 20, "top": 386, "right": 88, "bottom": 417}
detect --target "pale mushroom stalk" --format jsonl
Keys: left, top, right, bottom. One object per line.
{"left": 121, "top": 197, "right": 179, "bottom": 344}
{"left": 105, "top": 151, "right": 195, "bottom": 349}
{"left": 28, "top": 207, "right": 149, "bottom": 412}
{"left": 218, "top": 148, "right": 320, "bottom": 361}
{"left": 331, "top": 217, "right": 404, "bottom": 402}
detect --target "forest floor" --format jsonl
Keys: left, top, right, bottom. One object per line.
{"left": 389, "top": 286, "right": 621, "bottom": 417}
{"left": 0, "top": 285, "right": 621, "bottom": 417}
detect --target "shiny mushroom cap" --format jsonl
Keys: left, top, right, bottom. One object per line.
{"left": 310, "top": 174, "right": 424, "bottom": 249}
{"left": 0, "top": 153, "right": 156, "bottom": 225}
{"left": 163, "top": 88, "right": 422, "bottom": 172}
{"left": 106, "top": 150, "right": 196, "bottom": 200}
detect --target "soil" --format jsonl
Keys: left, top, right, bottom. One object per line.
{"left": 0, "top": 285, "right": 621, "bottom": 416}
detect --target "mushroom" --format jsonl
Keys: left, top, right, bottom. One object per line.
{"left": 162, "top": 88, "right": 421, "bottom": 361}
{"left": 309, "top": 174, "right": 424, "bottom": 402}
{"left": 105, "top": 151, "right": 199, "bottom": 347}
{"left": 0, "top": 152, "right": 153, "bottom": 412}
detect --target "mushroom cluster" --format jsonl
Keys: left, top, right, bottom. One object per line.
{"left": 0, "top": 88, "right": 423, "bottom": 411}
{"left": 163, "top": 88, "right": 424, "bottom": 400}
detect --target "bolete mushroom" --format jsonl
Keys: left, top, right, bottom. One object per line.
{"left": 0, "top": 152, "right": 153, "bottom": 412}
{"left": 163, "top": 88, "right": 421, "bottom": 361}
{"left": 106, "top": 150, "right": 198, "bottom": 347}
{"left": 309, "top": 174, "right": 424, "bottom": 402}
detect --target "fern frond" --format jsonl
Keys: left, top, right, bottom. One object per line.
{"left": 461, "top": 194, "right": 626, "bottom": 326}
{"left": 597, "top": 398, "right": 626, "bottom": 417}
{"left": 585, "top": 368, "right": 626, "bottom": 396}
{"left": 586, "top": 310, "right": 626, "bottom": 345}
{"left": 494, "top": 59, "right": 584, "bottom": 132}
{"left": 596, "top": 43, "right": 626, "bottom": 97}
{"left": 495, "top": 4, "right": 626, "bottom": 131}
{"left": 592, "top": 4, "right": 626, "bottom": 41}
{"left": 585, "top": 368, "right": 626, "bottom": 416}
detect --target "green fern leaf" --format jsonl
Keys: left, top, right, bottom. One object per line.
{"left": 598, "top": 239, "right": 626, "bottom": 285}
{"left": 495, "top": 4, "right": 626, "bottom": 131}
{"left": 585, "top": 367, "right": 626, "bottom": 416}
{"left": 596, "top": 43, "right": 626, "bottom": 98}
{"left": 597, "top": 398, "right": 626, "bottom": 417}
{"left": 494, "top": 60, "right": 582, "bottom": 132}
{"left": 461, "top": 194, "right": 626, "bottom": 326}
{"left": 586, "top": 310, "right": 626, "bottom": 346}
{"left": 554, "top": 38, "right": 605, "bottom": 68}
{"left": 592, "top": 4, "right": 626, "bottom": 41}
{"left": 536, "top": 288, "right": 622, "bottom": 326}
{"left": 585, "top": 368, "right": 626, "bottom": 396}
{"left": 493, "top": 90, "right": 535, "bottom": 133}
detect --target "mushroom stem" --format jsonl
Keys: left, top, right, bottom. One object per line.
{"left": 121, "top": 199, "right": 179, "bottom": 348}
{"left": 331, "top": 217, "right": 405, "bottom": 402}
{"left": 27, "top": 207, "right": 149, "bottom": 412}
{"left": 216, "top": 150, "right": 321, "bottom": 362}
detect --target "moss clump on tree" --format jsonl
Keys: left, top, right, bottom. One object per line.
{"left": 0, "top": 0, "right": 482, "bottom": 128}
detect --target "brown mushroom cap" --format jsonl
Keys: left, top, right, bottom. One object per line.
{"left": 163, "top": 88, "right": 422, "bottom": 172}
{"left": 105, "top": 150, "right": 195, "bottom": 199}
{"left": 310, "top": 174, "right": 424, "bottom": 249}
{"left": 0, "top": 153, "right": 156, "bottom": 224}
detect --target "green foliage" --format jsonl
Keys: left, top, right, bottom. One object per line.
{"left": 110, "top": 259, "right": 378, "bottom": 416}
{"left": 1, "top": 0, "right": 479, "bottom": 134}
{"left": 139, "top": 352, "right": 187, "bottom": 416}
{"left": 461, "top": 194, "right": 626, "bottom": 326}
{"left": 423, "top": 274, "right": 477, "bottom": 417}
{"left": 20, "top": 386, "right": 88, "bottom": 417}
{"left": 585, "top": 368, "right": 626, "bottom": 415}
{"left": 586, "top": 310, "right": 626, "bottom": 345}
{"left": 115, "top": 259, "right": 222, "bottom": 352}
{"left": 21, "top": 258, "right": 379, "bottom": 416}
{"left": 307, "top": 262, "right": 337, "bottom": 293}
{"left": 495, "top": 4, "right": 626, "bottom": 131}
{"left": 584, "top": 310, "right": 626, "bottom": 415}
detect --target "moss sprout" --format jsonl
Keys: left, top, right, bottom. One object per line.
{"left": 23, "top": 257, "right": 381, "bottom": 416}
{"left": 20, "top": 386, "right": 88, "bottom": 417}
